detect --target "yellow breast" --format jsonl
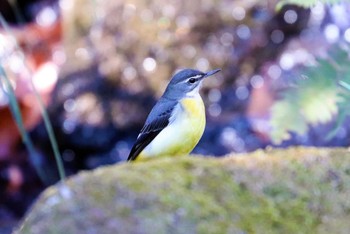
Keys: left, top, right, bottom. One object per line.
{"left": 180, "top": 97, "right": 206, "bottom": 153}
{"left": 181, "top": 97, "right": 206, "bottom": 119}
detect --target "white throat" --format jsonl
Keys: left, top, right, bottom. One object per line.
{"left": 185, "top": 83, "right": 202, "bottom": 98}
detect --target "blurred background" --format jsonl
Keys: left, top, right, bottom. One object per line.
{"left": 1, "top": 0, "right": 350, "bottom": 232}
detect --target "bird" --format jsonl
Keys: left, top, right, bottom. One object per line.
{"left": 127, "top": 68, "right": 221, "bottom": 161}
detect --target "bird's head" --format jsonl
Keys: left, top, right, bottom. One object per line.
{"left": 163, "top": 68, "right": 221, "bottom": 99}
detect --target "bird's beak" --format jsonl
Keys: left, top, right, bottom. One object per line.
{"left": 204, "top": 69, "right": 221, "bottom": 78}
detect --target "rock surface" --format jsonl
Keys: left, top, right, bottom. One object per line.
{"left": 16, "top": 147, "right": 350, "bottom": 233}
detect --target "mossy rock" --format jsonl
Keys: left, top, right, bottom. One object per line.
{"left": 16, "top": 147, "right": 350, "bottom": 233}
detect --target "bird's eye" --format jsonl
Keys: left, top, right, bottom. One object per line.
{"left": 188, "top": 78, "right": 196, "bottom": 83}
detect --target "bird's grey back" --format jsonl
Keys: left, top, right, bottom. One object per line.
{"left": 144, "top": 97, "right": 178, "bottom": 125}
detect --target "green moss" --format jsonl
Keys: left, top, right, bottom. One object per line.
{"left": 16, "top": 147, "right": 350, "bottom": 234}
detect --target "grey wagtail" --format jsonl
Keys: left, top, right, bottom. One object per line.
{"left": 127, "top": 68, "right": 221, "bottom": 161}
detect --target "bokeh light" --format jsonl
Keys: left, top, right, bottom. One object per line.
{"left": 324, "top": 24, "right": 340, "bottom": 43}
{"left": 196, "top": 57, "right": 209, "bottom": 71}
{"left": 284, "top": 9, "right": 298, "bottom": 24}
{"left": 250, "top": 75, "right": 264, "bottom": 89}
{"left": 344, "top": 28, "right": 350, "bottom": 43}
{"left": 267, "top": 64, "right": 282, "bottom": 80}
{"left": 279, "top": 52, "right": 295, "bottom": 70}
{"left": 236, "top": 24, "right": 251, "bottom": 40}
{"left": 182, "top": 45, "right": 197, "bottom": 59}
{"left": 63, "top": 119, "right": 77, "bottom": 134}
{"left": 36, "top": 6, "right": 57, "bottom": 27}
{"left": 270, "top": 30, "right": 284, "bottom": 44}
{"left": 33, "top": 62, "right": 58, "bottom": 93}
{"left": 232, "top": 6, "right": 246, "bottom": 21}
{"left": 208, "top": 89, "right": 222, "bottom": 102}
{"left": 143, "top": 57, "right": 157, "bottom": 72}
{"left": 63, "top": 99, "right": 77, "bottom": 113}
{"left": 62, "top": 149, "right": 76, "bottom": 162}
{"left": 235, "top": 86, "right": 249, "bottom": 100}
{"left": 220, "top": 32, "right": 234, "bottom": 46}
{"left": 123, "top": 66, "right": 137, "bottom": 80}
{"left": 208, "top": 103, "right": 222, "bottom": 117}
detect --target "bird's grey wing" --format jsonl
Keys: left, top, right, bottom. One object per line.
{"left": 127, "top": 99, "right": 177, "bottom": 161}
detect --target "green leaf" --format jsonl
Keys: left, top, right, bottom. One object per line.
{"left": 326, "top": 103, "right": 350, "bottom": 140}
{"left": 270, "top": 98, "right": 308, "bottom": 144}
{"left": 270, "top": 46, "right": 349, "bottom": 144}
{"left": 298, "top": 75, "right": 340, "bottom": 124}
